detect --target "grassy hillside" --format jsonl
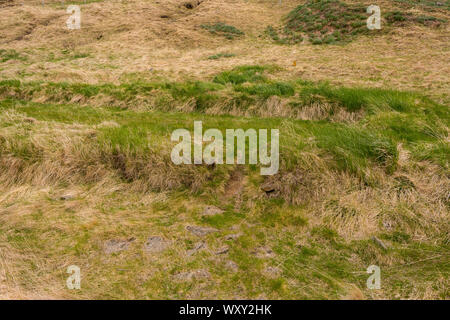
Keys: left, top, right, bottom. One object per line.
{"left": 0, "top": 0, "right": 448, "bottom": 299}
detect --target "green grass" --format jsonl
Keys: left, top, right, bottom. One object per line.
{"left": 415, "top": 15, "right": 447, "bottom": 25}
{"left": 385, "top": 11, "right": 447, "bottom": 26}
{"left": 0, "top": 64, "right": 448, "bottom": 174}
{"left": 213, "top": 65, "right": 268, "bottom": 85}
{"left": 0, "top": 49, "right": 27, "bottom": 63}
{"left": 267, "top": 0, "right": 447, "bottom": 45}
{"left": 234, "top": 82, "right": 295, "bottom": 98}
{"left": 309, "top": 123, "right": 399, "bottom": 177}
{"left": 269, "top": 0, "right": 371, "bottom": 45}
{"left": 0, "top": 92, "right": 444, "bottom": 182}
{"left": 47, "top": 50, "right": 91, "bottom": 62}
{"left": 394, "top": 0, "right": 450, "bottom": 11}
{"left": 207, "top": 53, "right": 236, "bottom": 60}
{"left": 4, "top": 66, "right": 445, "bottom": 122}
{"left": 200, "top": 23, "right": 244, "bottom": 40}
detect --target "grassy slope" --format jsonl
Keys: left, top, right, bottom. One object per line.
{"left": 0, "top": 67, "right": 448, "bottom": 299}
{"left": 0, "top": 1, "right": 448, "bottom": 299}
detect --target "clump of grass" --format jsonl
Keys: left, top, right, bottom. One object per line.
{"left": 415, "top": 15, "right": 447, "bottom": 26}
{"left": 265, "top": 25, "right": 280, "bottom": 41}
{"left": 385, "top": 11, "right": 446, "bottom": 27}
{"left": 213, "top": 65, "right": 295, "bottom": 98}
{"left": 309, "top": 123, "right": 399, "bottom": 178}
{"left": 273, "top": 0, "right": 370, "bottom": 45}
{"left": 385, "top": 11, "right": 409, "bottom": 24}
{"left": 207, "top": 52, "right": 236, "bottom": 60}
{"left": 234, "top": 82, "right": 295, "bottom": 98}
{"left": 411, "top": 141, "right": 449, "bottom": 169}
{"left": 213, "top": 65, "right": 268, "bottom": 85}
{"left": 298, "top": 82, "right": 418, "bottom": 112}
{"left": 163, "top": 81, "right": 222, "bottom": 111}
{"left": 0, "top": 49, "right": 26, "bottom": 63}
{"left": 200, "top": 22, "right": 244, "bottom": 40}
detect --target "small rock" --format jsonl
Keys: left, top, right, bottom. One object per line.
{"left": 144, "top": 236, "right": 170, "bottom": 253}
{"left": 186, "top": 242, "right": 206, "bottom": 256}
{"left": 186, "top": 225, "right": 218, "bottom": 237}
{"left": 202, "top": 205, "right": 224, "bottom": 217}
{"left": 215, "top": 246, "right": 229, "bottom": 255}
{"left": 24, "top": 117, "right": 36, "bottom": 123}
{"left": 260, "top": 182, "right": 276, "bottom": 194}
{"left": 60, "top": 194, "right": 74, "bottom": 201}
{"left": 104, "top": 237, "right": 135, "bottom": 254}
{"left": 173, "top": 269, "right": 211, "bottom": 281}
{"left": 372, "top": 236, "right": 388, "bottom": 250}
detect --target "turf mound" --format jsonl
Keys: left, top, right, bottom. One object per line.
{"left": 267, "top": 0, "right": 370, "bottom": 45}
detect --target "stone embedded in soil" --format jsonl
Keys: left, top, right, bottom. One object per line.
{"left": 186, "top": 225, "right": 218, "bottom": 237}
{"left": 201, "top": 205, "right": 224, "bottom": 216}
{"left": 186, "top": 241, "right": 206, "bottom": 256}
{"left": 173, "top": 269, "right": 211, "bottom": 281}
{"left": 24, "top": 117, "right": 36, "bottom": 123}
{"left": 104, "top": 238, "right": 135, "bottom": 254}
{"left": 260, "top": 182, "right": 276, "bottom": 193}
{"left": 144, "top": 236, "right": 170, "bottom": 253}
{"left": 60, "top": 194, "right": 74, "bottom": 201}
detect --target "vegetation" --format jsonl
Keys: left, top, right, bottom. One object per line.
{"left": 0, "top": 49, "right": 26, "bottom": 63}
{"left": 265, "top": 0, "right": 447, "bottom": 45}
{"left": 268, "top": 0, "right": 370, "bottom": 44}
{"left": 207, "top": 52, "right": 236, "bottom": 60}
{"left": 0, "top": 0, "right": 448, "bottom": 300}
{"left": 0, "top": 65, "right": 448, "bottom": 197}
{"left": 0, "top": 66, "right": 448, "bottom": 298}
{"left": 394, "top": 0, "right": 450, "bottom": 11}
{"left": 201, "top": 22, "right": 244, "bottom": 39}
{"left": 385, "top": 10, "right": 447, "bottom": 26}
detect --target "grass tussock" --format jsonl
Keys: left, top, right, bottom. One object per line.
{"left": 207, "top": 52, "right": 236, "bottom": 60}
{"left": 268, "top": 0, "right": 371, "bottom": 45}
{"left": 0, "top": 49, "right": 27, "bottom": 63}
{"left": 200, "top": 22, "right": 244, "bottom": 40}
{"left": 385, "top": 10, "right": 447, "bottom": 26}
